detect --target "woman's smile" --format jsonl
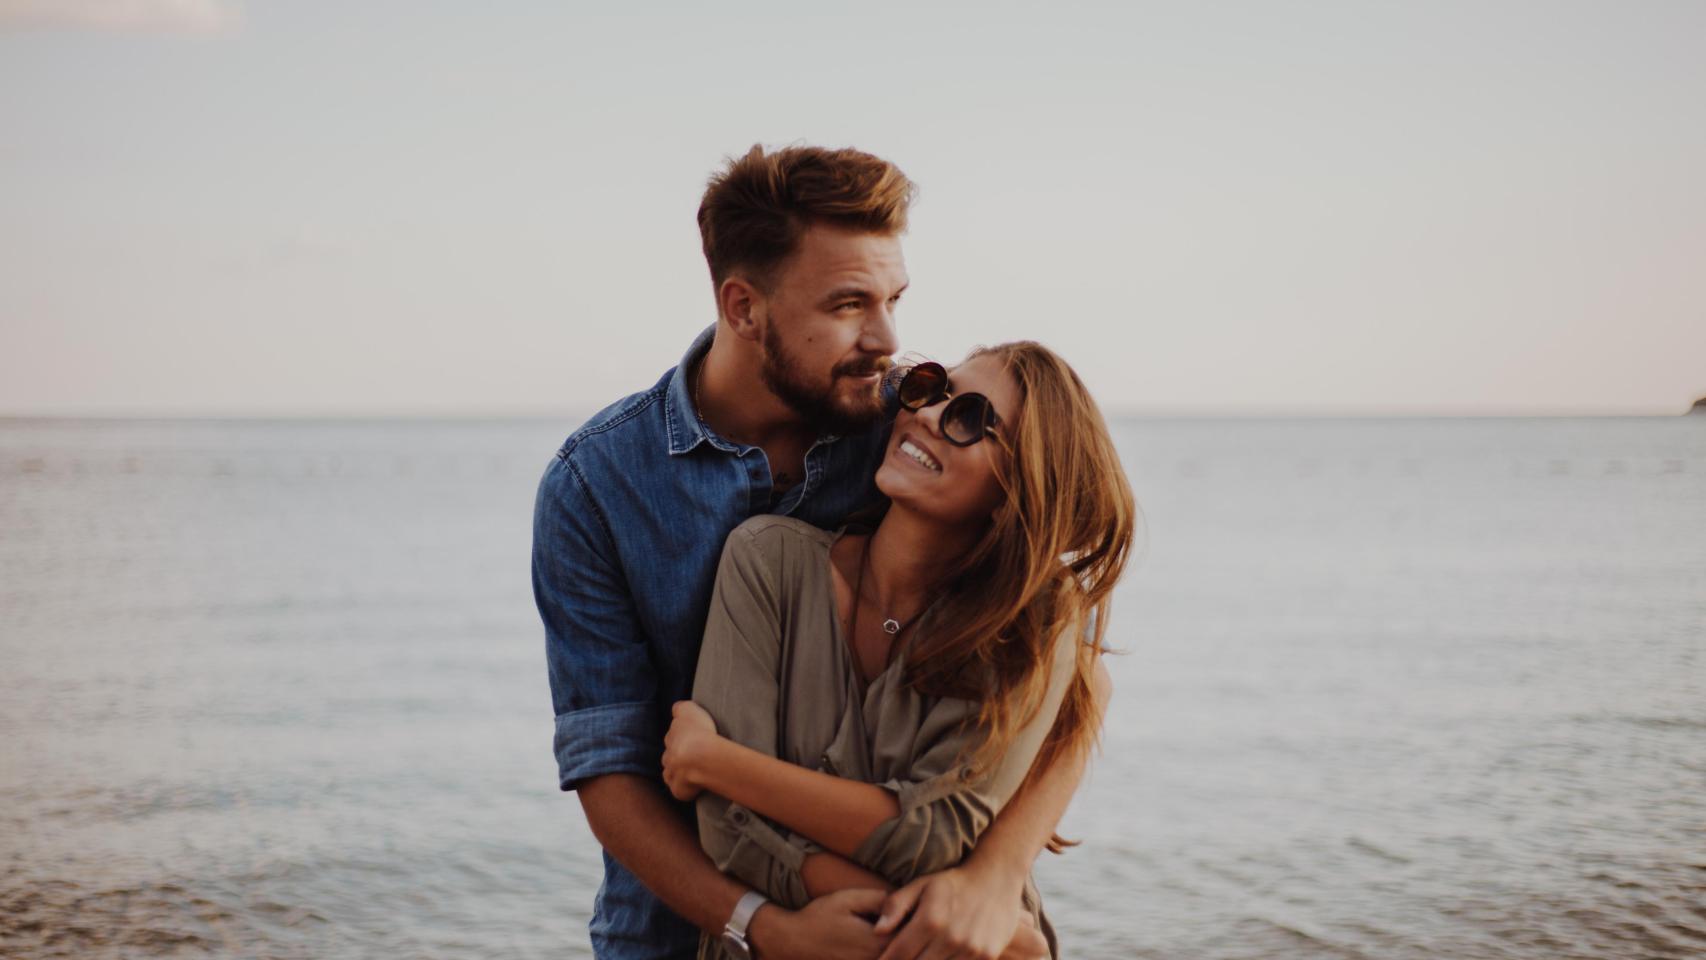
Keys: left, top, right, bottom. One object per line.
{"left": 895, "top": 433, "right": 943, "bottom": 473}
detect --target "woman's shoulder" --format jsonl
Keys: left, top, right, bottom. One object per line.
{"left": 709, "top": 518, "right": 835, "bottom": 607}
{"left": 718, "top": 515, "right": 838, "bottom": 586}
{"left": 727, "top": 514, "right": 837, "bottom": 554}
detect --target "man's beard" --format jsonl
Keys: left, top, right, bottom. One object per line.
{"left": 760, "top": 322, "right": 889, "bottom": 436}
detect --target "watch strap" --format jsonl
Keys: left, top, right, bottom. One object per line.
{"left": 724, "top": 889, "right": 769, "bottom": 943}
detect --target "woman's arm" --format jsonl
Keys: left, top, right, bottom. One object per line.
{"left": 667, "top": 700, "right": 899, "bottom": 859}
{"left": 669, "top": 627, "right": 1084, "bottom": 882}
{"left": 802, "top": 851, "right": 892, "bottom": 897}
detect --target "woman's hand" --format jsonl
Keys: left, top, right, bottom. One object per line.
{"left": 661, "top": 700, "right": 721, "bottom": 801}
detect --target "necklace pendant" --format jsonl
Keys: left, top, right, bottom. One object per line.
{"left": 882, "top": 618, "right": 901, "bottom": 635}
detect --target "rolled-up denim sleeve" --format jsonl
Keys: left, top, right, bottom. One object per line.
{"left": 690, "top": 526, "right": 817, "bottom": 907}
{"left": 533, "top": 452, "right": 660, "bottom": 791}
{"left": 852, "top": 634, "right": 1080, "bottom": 885}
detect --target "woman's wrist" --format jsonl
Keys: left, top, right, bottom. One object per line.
{"left": 688, "top": 731, "right": 734, "bottom": 796}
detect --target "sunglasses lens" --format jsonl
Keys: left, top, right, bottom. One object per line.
{"left": 899, "top": 363, "right": 945, "bottom": 410}
{"left": 942, "top": 394, "right": 994, "bottom": 445}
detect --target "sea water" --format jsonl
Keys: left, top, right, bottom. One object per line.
{"left": 1, "top": 416, "right": 1701, "bottom": 959}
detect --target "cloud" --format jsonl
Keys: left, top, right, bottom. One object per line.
{"left": 0, "top": 0, "right": 238, "bottom": 33}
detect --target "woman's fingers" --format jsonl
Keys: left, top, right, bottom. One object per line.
{"left": 659, "top": 760, "right": 698, "bottom": 801}
{"left": 662, "top": 700, "right": 712, "bottom": 801}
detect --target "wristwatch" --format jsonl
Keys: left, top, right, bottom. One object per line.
{"left": 720, "top": 889, "right": 769, "bottom": 959}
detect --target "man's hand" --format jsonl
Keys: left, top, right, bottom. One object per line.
{"left": 872, "top": 864, "right": 1045, "bottom": 960}
{"left": 748, "top": 888, "right": 891, "bottom": 960}
{"left": 661, "top": 700, "right": 720, "bottom": 801}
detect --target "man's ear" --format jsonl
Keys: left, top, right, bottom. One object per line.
{"left": 717, "top": 276, "right": 765, "bottom": 343}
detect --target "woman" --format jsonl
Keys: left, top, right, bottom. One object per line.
{"left": 661, "top": 341, "right": 1137, "bottom": 959}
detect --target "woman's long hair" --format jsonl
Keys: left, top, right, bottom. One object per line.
{"left": 901, "top": 342, "right": 1139, "bottom": 837}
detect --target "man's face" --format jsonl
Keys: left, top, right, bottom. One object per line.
{"left": 753, "top": 223, "right": 907, "bottom": 435}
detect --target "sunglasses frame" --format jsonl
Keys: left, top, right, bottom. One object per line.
{"left": 896, "top": 361, "right": 1007, "bottom": 449}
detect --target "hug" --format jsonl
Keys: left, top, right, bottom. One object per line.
{"left": 535, "top": 143, "right": 1137, "bottom": 960}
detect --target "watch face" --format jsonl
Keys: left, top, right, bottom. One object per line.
{"left": 720, "top": 930, "right": 752, "bottom": 960}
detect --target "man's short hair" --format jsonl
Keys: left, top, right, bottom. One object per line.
{"left": 697, "top": 143, "right": 916, "bottom": 292}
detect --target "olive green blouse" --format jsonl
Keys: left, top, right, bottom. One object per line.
{"left": 690, "top": 515, "right": 1074, "bottom": 959}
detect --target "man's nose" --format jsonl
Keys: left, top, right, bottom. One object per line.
{"left": 860, "top": 301, "right": 900, "bottom": 358}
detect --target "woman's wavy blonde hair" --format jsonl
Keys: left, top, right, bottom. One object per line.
{"left": 900, "top": 341, "right": 1139, "bottom": 848}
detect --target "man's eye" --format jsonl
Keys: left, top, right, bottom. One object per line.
{"left": 837, "top": 301, "right": 861, "bottom": 311}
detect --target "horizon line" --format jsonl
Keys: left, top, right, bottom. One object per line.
{"left": 2, "top": 404, "right": 1702, "bottom": 424}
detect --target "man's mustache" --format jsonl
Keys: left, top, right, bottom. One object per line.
{"left": 835, "top": 356, "right": 894, "bottom": 378}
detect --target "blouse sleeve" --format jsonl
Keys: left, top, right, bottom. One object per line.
{"left": 690, "top": 524, "right": 820, "bottom": 909}
{"left": 851, "top": 632, "right": 1080, "bottom": 886}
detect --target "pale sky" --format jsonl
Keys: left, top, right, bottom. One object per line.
{"left": 2, "top": 0, "right": 1702, "bottom": 417}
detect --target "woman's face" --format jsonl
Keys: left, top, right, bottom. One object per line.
{"left": 875, "top": 353, "right": 1018, "bottom": 529}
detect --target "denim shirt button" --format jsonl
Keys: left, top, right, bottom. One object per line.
{"left": 730, "top": 808, "right": 749, "bottom": 825}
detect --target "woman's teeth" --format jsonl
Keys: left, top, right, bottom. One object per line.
{"left": 899, "top": 439, "right": 941, "bottom": 472}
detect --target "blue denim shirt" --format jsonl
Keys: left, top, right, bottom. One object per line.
{"left": 533, "top": 325, "right": 892, "bottom": 959}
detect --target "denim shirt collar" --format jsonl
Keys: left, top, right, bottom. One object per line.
{"left": 664, "top": 324, "right": 726, "bottom": 457}
{"left": 664, "top": 323, "right": 846, "bottom": 456}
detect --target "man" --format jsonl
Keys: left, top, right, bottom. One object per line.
{"left": 534, "top": 144, "right": 1098, "bottom": 959}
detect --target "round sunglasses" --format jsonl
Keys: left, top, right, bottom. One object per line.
{"left": 896, "top": 361, "right": 1005, "bottom": 448}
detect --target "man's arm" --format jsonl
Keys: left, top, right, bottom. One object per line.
{"left": 535, "top": 461, "right": 887, "bottom": 959}
{"left": 873, "top": 658, "right": 1113, "bottom": 960}
{"left": 577, "top": 774, "right": 752, "bottom": 929}
{"left": 581, "top": 776, "right": 894, "bottom": 959}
